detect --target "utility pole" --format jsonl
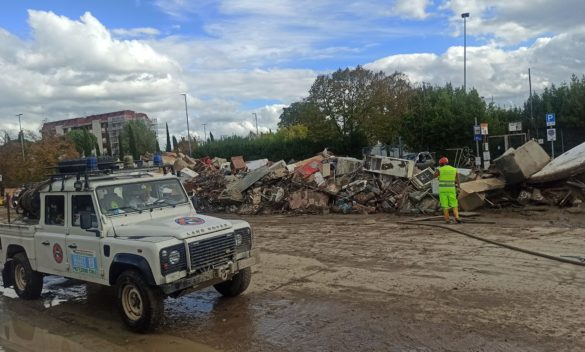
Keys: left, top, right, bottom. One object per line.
{"left": 16, "top": 114, "right": 24, "bottom": 160}
{"left": 461, "top": 12, "right": 479, "bottom": 165}
{"left": 202, "top": 123, "right": 207, "bottom": 143}
{"left": 529, "top": 68, "right": 536, "bottom": 139}
{"left": 252, "top": 113, "right": 259, "bottom": 136}
{"left": 180, "top": 93, "right": 192, "bottom": 156}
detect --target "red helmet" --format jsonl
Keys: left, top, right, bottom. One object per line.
{"left": 439, "top": 157, "right": 448, "bottom": 165}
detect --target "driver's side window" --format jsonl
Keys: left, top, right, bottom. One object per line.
{"left": 71, "top": 195, "right": 98, "bottom": 228}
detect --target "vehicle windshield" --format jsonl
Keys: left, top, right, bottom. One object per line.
{"left": 96, "top": 178, "right": 188, "bottom": 215}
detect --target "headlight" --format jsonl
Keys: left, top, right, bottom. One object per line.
{"left": 235, "top": 227, "right": 252, "bottom": 253}
{"left": 169, "top": 250, "right": 181, "bottom": 265}
{"left": 160, "top": 245, "right": 186, "bottom": 275}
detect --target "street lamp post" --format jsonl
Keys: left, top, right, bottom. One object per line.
{"left": 16, "top": 114, "right": 24, "bottom": 160}
{"left": 202, "top": 123, "right": 207, "bottom": 143}
{"left": 252, "top": 113, "right": 259, "bottom": 136}
{"left": 461, "top": 12, "right": 479, "bottom": 164}
{"left": 180, "top": 93, "right": 193, "bottom": 156}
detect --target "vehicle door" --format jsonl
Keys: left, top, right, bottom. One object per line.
{"left": 65, "top": 194, "right": 104, "bottom": 284}
{"left": 35, "top": 194, "right": 70, "bottom": 275}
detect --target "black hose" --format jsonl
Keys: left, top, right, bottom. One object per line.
{"left": 397, "top": 221, "right": 585, "bottom": 267}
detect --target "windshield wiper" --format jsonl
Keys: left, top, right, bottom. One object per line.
{"left": 151, "top": 199, "right": 177, "bottom": 207}
{"left": 107, "top": 205, "right": 141, "bottom": 213}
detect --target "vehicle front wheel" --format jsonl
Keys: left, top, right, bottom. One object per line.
{"left": 116, "top": 270, "right": 164, "bottom": 333}
{"left": 12, "top": 252, "right": 43, "bottom": 300}
{"left": 214, "top": 267, "right": 252, "bottom": 297}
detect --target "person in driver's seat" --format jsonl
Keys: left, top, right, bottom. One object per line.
{"left": 128, "top": 185, "right": 156, "bottom": 208}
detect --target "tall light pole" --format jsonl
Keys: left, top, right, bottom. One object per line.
{"left": 16, "top": 114, "right": 25, "bottom": 160}
{"left": 252, "top": 113, "right": 259, "bottom": 136}
{"left": 202, "top": 123, "right": 207, "bottom": 143}
{"left": 461, "top": 12, "right": 478, "bottom": 164}
{"left": 461, "top": 12, "right": 469, "bottom": 92}
{"left": 180, "top": 93, "right": 192, "bottom": 156}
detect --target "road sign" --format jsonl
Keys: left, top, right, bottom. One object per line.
{"left": 480, "top": 123, "right": 489, "bottom": 135}
{"left": 483, "top": 151, "right": 491, "bottom": 161}
{"left": 547, "top": 128, "right": 556, "bottom": 141}
{"left": 508, "top": 122, "right": 522, "bottom": 132}
{"left": 546, "top": 113, "right": 556, "bottom": 127}
{"left": 473, "top": 125, "right": 481, "bottom": 141}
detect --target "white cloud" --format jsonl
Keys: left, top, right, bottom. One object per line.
{"left": 442, "top": 0, "right": 585, "bottom": 44}
{"left": 366, "top": 26, "right": 585, "bottom": 106}
{"left": 111, "top": 27, "right": 161, "bottom": 38}
{"left": 392, "top": 0, "right": 430, "bottom": 19}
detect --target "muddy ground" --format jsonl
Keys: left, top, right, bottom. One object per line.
{"left": 1, "top": 208, "right": 585, "bottom": 351}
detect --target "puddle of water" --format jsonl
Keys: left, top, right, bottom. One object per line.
{"left": 0, "top": 316, "right": 221, "bottom": 352}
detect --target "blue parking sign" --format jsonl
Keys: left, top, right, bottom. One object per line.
{"left": 546, "top": 113, "right": 556, "bottom": 126}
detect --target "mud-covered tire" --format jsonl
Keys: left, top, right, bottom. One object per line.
{"left": 116, "top": 270, "right": 164, "bottom": 333}
{"left": 214, "top": 267, "right": 252, "bottom": 297}
{"left": 12, "top": 253, "right": 43, "bottom": 300}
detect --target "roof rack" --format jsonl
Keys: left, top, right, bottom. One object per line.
{"left": 47, "top": 166, "right": 162, "bottom": 192}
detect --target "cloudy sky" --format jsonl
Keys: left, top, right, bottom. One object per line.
{"left": 0, "top": 0, "right": 583, "bottom": 141}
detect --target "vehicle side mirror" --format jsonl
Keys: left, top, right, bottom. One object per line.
{"left": 80, "top": 211, "right": 92, "bottom": 230}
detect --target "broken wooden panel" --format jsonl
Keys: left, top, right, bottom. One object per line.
{"left": 458, "top": 190, "right": 486, "bottom": 211}
{"left": 288, "top": 190, "right": 330, "bottom": 210}
{"left": 230, "top": 156, "right": 247, "bottom": 173}
{"left": 459, "top": 178, "right": 506, "bottom": 194}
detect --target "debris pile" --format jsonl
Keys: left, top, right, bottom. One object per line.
{"left": 163, "top": 150, "right": 441, "bottom": 215}
{"left": 163, "top": 139, "right": 585, "bottom": 215}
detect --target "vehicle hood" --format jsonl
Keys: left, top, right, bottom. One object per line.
{"left": 112, "top": 213, "right": 233, "bottom": 240}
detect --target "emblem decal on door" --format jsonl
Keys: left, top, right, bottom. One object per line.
{"left": 53, "top": 244, "right": 63, "bottom": 264}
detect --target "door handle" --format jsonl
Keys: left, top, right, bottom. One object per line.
{"left": 68, "top": 244, "right": 77, "bottom": 249}
{"left": 42, "top": 241, "right": 50, "bottom": 246}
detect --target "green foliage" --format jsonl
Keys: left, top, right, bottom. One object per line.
{"left": 119, "top": 120, "right": 157, "bottom": 159}
{"left": 209, "top": 132, "right": 215, "bottom": 142}
{"left": 172, "top": 136, "right": 178, "bottom": 152}
{"left": 127, "top": 125, "right": 138, "bottom": 159}
{"left": 118, "top": 133, "right": 124, "bottom": 160}
{"left": 67, "top": 128, "right": 97, "bottom": 157}
{"left": 94, "top": 141, "right": 101, "bottom": 157}
{"left": 165, "top": 123, "right": 171, "bottom": 152}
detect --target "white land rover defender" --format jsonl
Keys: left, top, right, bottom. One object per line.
{"left": 0, "top": 169, "right": 258, "bottom": 332}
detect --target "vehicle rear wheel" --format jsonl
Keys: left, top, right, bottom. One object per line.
{"left": 12, "top": 252, "right": 43, "bottom": 300}
{"left": 116, "top": 270, "right": 164, "bottom": 333}
{"left": 214, "top": 267, "right": 252, "bottom": 297}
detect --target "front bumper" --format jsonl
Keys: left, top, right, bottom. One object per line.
{"left": 160, "top": 249, "right": 260, "bottom": 295}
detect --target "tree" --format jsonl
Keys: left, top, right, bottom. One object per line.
{"left": 67, "top": 129, "right": 97, "bottom": 157}
{"left": 172, "top": 136, "right": 178, "bottom": 152}
{"left": 119, "top": 120, "right": 157, "bottom": 158}
{"left": 0, "top": 134, "right": 78, "bottom": 187}
{"left": 127, "top": 125, "right": 139, "bottom": 160}
{"left": 209, "top": 132, "right": 215, "bottom": 142}
{"left": 165, "top": 122, "right": 171, "bottom": 152}
{"left": 118, "top": 132, "right": 125, "bottom": 160}
{"left": 94, "top": 141, "right": 101, "bottom": 157}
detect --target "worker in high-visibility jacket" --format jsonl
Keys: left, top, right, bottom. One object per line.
{"left": 434, "top": 157, "right": 461, "bottom": 224}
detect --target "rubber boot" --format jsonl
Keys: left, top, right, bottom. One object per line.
{"left": 443, "top": 209, "right": 451, "bottom": 224}
{"left": 453, "top": 208, "right": 461, "bottom": 224}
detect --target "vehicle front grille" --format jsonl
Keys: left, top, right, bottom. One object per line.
{"left": 188, "top": 233, "right": 235, "bottom": 273}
